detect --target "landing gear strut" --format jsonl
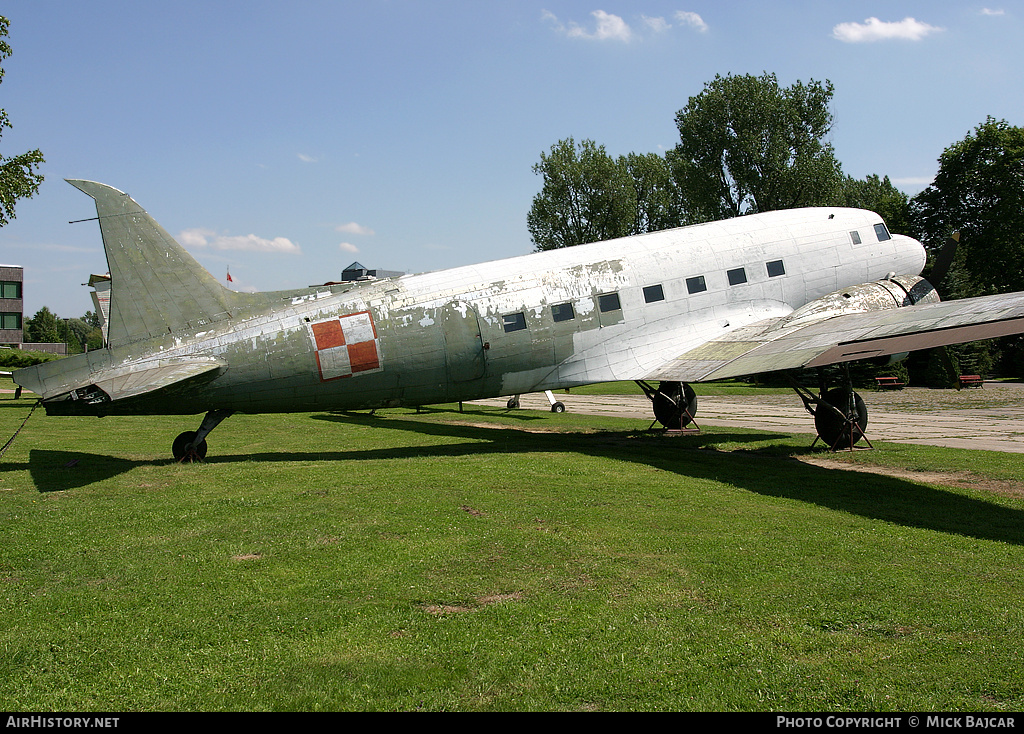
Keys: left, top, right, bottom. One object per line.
{"left": 172, "top": 409, "right": 234, "bottom": 462}
{"left": 790, "top": 369, "right": 872, "bottom": 451}
{"left": 637, "top": 380, "right": 699, "bottom": 433}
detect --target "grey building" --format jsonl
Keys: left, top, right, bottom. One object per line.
{"left": 0, "top": 265, "right": 24, "bottom": 347}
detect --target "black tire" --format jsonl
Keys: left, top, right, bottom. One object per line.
{"left": 551, "top": 402, "right": 566, "bottom": 413}
{"left": 506, "top": 397, "right": 520, "bottom": 409}
{"left": 814, "top": 388, "right": 868, "bottom": 448}
{"left": 172, "top": 430, "right": 208, "bottom": 462}
{"left": 652, "top": 381, "right": 697, "bottom": 429}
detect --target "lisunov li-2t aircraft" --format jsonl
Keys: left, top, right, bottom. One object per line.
{"left": 14, "top": 179, "right": 1024, "bottom": 460}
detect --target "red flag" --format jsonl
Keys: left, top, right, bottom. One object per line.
{"left": 226, "top": 269, "right": 234, "bottom": 283}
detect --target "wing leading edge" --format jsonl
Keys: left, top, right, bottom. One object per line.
{"left": 644, "top": 292, "right": 1024, "bottom": 384}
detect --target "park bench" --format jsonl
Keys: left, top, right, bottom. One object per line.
{"left": 958, "top": 374, "right": 984, "bottom": 389}
{"left": 874, "top": 376, "right": 905, "bottom": 390}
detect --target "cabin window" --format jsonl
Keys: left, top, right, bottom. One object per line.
{"left": 598, "top": 292, "right": 621, "bottom": 312}
{"left": 643, "top": 284, "right": 665, "bottom": 303}
{"left": 850, "top": 230, "right": 862, "bottom": 245}
{"left": 874, "top": 223, "right": 891, "bottom": 242}
{"left": 502, "top": 312, "right": 527, "bottom": 333}
{"left": 727, "top": 268, "right": 747, "bottom": 286}
{"left": 766, "top": 260, "right": 786, "bottom": 277}
{"left": 551, "top": 302, "right": 575, "bottom": 322}
{"left": 686, "top": 276, "right": 707, "bottom": 294}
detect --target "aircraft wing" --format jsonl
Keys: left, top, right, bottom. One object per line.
{"left": 644, "top": 292, "right": 1024, "bottom": 383}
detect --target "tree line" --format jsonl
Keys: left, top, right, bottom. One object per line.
{"left": 527, "top": 72, "right": 1024, "bottom": 382}
{"left": 21, "top": 306, "right": 104, "bottom": 353}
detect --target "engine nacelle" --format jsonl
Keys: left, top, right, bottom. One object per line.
{"left": 782, "top": 275, "right": 940, "bottom": 328}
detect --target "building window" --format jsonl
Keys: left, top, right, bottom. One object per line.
{"left": 598, "top": 292, "right": 621, "bottom": 313}
{"left": 551, "top": 302, "right": 575, "bottom": 322}
{"left": 502, "top": 312, "right": 527, "bottom": 333}
{"left": 850, "top": 230, "right": 862, "bottom": 245}
{"left": 642, "top": 284, "right": 665, "bottom": 303}
{"left": 0, "top": 281, "right": 21, "bottom": 299}
{"left": 874, "top": 223, "right": 891, "bottom": 242}
{"left": 0, "top": 312, "right": 21, "bottom": 330}
{"left": 686, "top": 276, "right": 707, "bottom": 294}
{"left": 767, "top": 260, "right": 786, "bottom": 277}
{"left": 727, "top": 268, "right": 747, "bottom": 286}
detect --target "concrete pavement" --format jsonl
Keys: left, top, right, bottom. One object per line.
{"left": 471, "top": 383, "right": 1024, "bottom": 453}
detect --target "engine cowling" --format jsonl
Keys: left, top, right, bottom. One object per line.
{"left": 782, "top": 275, "right": 940, "bottom": 329}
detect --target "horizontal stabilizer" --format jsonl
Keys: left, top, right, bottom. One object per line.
{"left": 14, "top": 353, "right": 225, "bottom": 402}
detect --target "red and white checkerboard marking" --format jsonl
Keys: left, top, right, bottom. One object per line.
{"left": 308, "top": 311, "right": 382, "bottom": 381}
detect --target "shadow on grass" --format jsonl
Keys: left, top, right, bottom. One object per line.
{"left": 15, "top": 407, "right": 1024, "bottom": 547}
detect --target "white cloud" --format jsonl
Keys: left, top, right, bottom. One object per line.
{"left": 335, "top": 222, "right": 375, "bottom": 236}
{"left": 545, "top": 9, "right": 706, "bottom": 41}
{"left": 545, "top": 10, "right": 633, "bottom": 41}
{"left": 981, "top": 8, "right": 1005, "bottom": 16}
{"left": 832, "top": 17, "right": 943, "bottom": 43}
{"left": 674, "top": 11, "right": 708, "bottom": 33}
{"left": 297, "top": 153, "right": 317, "bottom": 163}
{"left": 338, "top": 242, "right": 360, "bottom": 254}
{"left": 179, "top": 227, "right": 301, "bottom": 254}
{"left": 642, "top": 15, "right": 670, "bottom": 33}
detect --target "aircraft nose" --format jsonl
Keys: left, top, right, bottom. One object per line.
{"left": 895, "top": 233, "right": 927, "bottom": 276}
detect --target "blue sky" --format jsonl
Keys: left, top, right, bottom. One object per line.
{"left": 2, "top": 1, "right": 1022, "bottom": 319}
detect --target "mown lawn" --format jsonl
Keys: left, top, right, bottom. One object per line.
{"left": 1, "top": 387, "right": 1022, "bottom": 711}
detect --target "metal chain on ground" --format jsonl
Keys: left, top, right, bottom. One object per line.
{"left": 0, "top": 399, "right": 42, "bottom": 461}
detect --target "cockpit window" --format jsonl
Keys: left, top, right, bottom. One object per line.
{"left": 874, "top": 223, "right": 891, "bottom": 242}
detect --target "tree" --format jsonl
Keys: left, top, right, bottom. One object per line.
{"left": 841, "top": 174, "right": 910, "bottom": 234}
{"left": 527, "top": 139, "right": 685, "bottom": 251}
{"left": 0, "top": 15, "right": 44, "bottom": 227}
{"left": 620, "top": 152, "right": 684, "bottom": 235}
{"left": 668, "top": 72, "right": 843, "bottom": 222}
{"left": 23, "top": 306, "right": 60, "bottom": 343}
{"left": 527, "top": 138, "right": 637, "bottom": 251}
{"left": 910, "top": 117, "right": 1024, "bottom": 377}
{"left": 911, "top": 117, "right": 1024, "bottom": 298}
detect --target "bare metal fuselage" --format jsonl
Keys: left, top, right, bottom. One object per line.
{"left": 22, "top": 206, "right": 925, "bottom": 417}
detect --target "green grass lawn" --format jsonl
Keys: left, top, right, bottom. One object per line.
{"left": 2, "top": 385, "right": 1023, "bottom": 711}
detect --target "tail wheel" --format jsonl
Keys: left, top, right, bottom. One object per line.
{"left": 814, "top": 388, "right": 868, "bottom": 448}
{"left": 652, "top": 381, "right": 697, "bottom": 429}
{"left": 172, "top": 430, "right": 208, "bottom": 463}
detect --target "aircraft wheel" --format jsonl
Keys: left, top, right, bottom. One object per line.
{"left": 506, "top": 397, "right": 520, "bottom": 409}
{"left": 652, "top": 381, "right": 697, "bottom": 429}
{"left": 550, "top": 401, "right": 566, "bottom": 413}
{"left": 814, "top": 388, "right": 868, "bottom": 448}
{"left": 172, "top": 430, "right": 208, "bottom": 463}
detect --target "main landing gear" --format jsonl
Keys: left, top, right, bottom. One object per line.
{"left": 637, "top": 381, "right": 699, "bottom": 433}
{"left": 172, "top": 409, "right": 234, "bottom": 462}
{"left": 790, "top": 369, "right": 871, "bottom": 452}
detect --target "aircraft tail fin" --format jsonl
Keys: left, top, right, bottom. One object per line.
{"left": 67, "top": 180, "right": 246, "bottom": 347}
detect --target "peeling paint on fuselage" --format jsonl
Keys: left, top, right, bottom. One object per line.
{"left": 32, "top": 207, "right": 926, "bottom": 417}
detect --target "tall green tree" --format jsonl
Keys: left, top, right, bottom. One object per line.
{"left": 911, "top": 117, "right": 1024, "bottom": 298}
{"left": 842, "top": 174, "right": 910, "bottom": 234}
{"left": 527, "top": 140, "right": 683, "bottom": 251}
{"left": 0, "top": 15, "right": 44, "bottom": 227}
{"left": 910, "top": 117, "right": 1024, "bottom": 378}
{"left": 527, "top": 138, "right": 637, "bottom": 251}
{"left": 668, "top": 72, "right": 843, "bottom": 222}
{"left": 23, "top": 306, "right": 60, "bottom": 343}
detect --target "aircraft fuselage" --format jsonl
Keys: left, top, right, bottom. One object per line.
{"left": 34, "top": 207, "right": 926, "bottom": 417}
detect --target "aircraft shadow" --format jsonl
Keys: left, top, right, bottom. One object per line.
{"left": 17, "top": 411, "right": 1024, "bottom": 547}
